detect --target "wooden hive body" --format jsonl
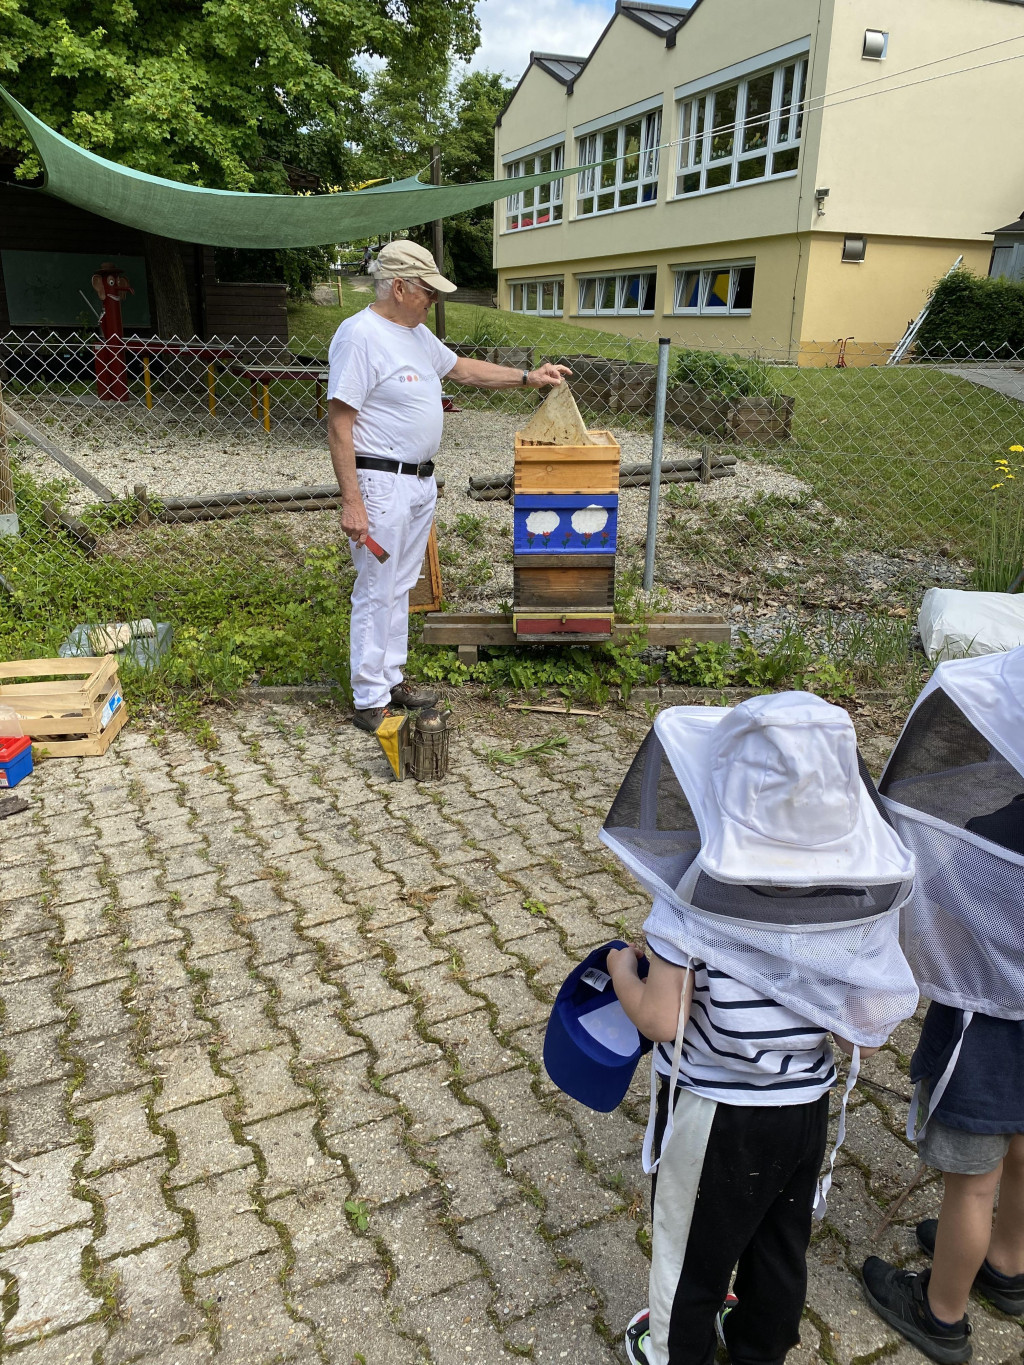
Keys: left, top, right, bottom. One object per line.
{"left": 512, "top": 389, "right": 621, "bottom": 638}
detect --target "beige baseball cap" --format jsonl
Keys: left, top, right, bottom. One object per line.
{"left": 371, "top": 240, "right": 457, "bottom": 294}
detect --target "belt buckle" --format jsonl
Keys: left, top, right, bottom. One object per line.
{"left": 417, "top": 461, "right": 432, "bottom": 477}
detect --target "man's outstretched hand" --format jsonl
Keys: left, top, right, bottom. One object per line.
{"left": 528, "top": 363, "right": 572, "bottom": 388}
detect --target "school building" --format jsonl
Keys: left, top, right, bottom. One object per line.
{"left": 492, "top": 0, "right": 1024, "bottom": 362}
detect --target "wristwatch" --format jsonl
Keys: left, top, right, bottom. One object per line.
{"left": 521, "top": 369, "right": 529, "bottom": 387}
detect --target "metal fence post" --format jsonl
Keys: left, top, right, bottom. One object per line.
{"left": 0, "top": 376, "right": 18, "bottom": 538}
{"left": 643, "top": 337, "right": 671, "bottom": 593}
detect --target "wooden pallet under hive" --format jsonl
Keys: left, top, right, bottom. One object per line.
{"left": 0, "top": 655, "right": 128, "bottom": 757}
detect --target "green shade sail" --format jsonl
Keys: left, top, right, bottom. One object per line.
{"left": 0, "top": 86, "right": 577, "bottom": 248}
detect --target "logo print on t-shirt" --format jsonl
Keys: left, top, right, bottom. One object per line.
{"left": 399, "top": 372, "right": 421, "bottom": 383}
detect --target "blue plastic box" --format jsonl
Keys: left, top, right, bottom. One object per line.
{"left": 0, "top": 736, "right": 33, "bottom": 788}
{"left": 513, "top": 494, "right": 618, "bottom": 555}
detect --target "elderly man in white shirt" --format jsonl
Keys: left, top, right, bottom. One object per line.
{"left": 327, "top": 240, "right": 569, "bottom": 733}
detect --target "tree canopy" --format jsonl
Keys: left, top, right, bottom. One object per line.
{"left": 0, "top": 0, "right": 480, "bottom": 193}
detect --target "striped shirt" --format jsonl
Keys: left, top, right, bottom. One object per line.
{"left": 651, "top": 957, "right": 837, "bottom": 1105}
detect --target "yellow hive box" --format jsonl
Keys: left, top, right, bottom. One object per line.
{"left": 513, "top": 432, "right": 621, "bottom": 495}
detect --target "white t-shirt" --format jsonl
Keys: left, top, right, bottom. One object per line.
{"left": 327, "top": 307, "right": 458, "bottom": 464}
{"left": 646, "top": 948, "right": 836, "bottom": 1106}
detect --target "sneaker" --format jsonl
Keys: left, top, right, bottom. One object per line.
{"left": 624, "top": 1308, "right": 650, "bottom": 1365}
{"left": 715, "top": 1291, "right": 739, "bottom": 1348}
{"left": 390, "top": 681, "right": 437, "bottom": 709}
{"left": 917, "top": 1219, "right": 1024, "bottom": 1317}
{"left": 862, "top": 1258, "right": 972, "bottom": 1364}
{"left": 352, "top": 705, "right": 399, "bottom": 734}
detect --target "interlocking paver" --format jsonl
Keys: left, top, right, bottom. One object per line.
{"left": 4, "top": 700, "right": 1013, "bottom": 1363}
{"left": 94, "top": 1155, "right": 183, "bottom": 1257}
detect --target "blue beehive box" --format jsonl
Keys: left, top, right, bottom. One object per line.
{"left": 513, "top": 494, "right": 618, "bottom": 555}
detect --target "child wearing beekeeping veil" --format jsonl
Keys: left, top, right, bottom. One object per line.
{"left": 862, "top": 650, "right": 1024, "bottom": 1363}
{"left": 601, "top": 692, "right": 919, "bottom": 1365}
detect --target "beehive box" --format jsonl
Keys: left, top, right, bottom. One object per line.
{"left": 513, "top": 555, "right": 615, "bottom": 611}
{"left": 0, "top": 656, "right": 128, "bottom": 757}
{"left": 513, "top": 431, "right": 620, "bottom": 495}
{"left": 513, "top": 494, "right": 618, "bottom": 555}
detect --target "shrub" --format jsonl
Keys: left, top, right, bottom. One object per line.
{"left": 670, "top": 348, "right": 781, "bottom": 400}
{"left": 916, "top": 268, "right": 1024, "bottom": 359}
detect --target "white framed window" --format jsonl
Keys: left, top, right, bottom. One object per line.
{"left": 577, "top": 271, "right": 657, "bottom": 316}
{"left": 675, "top": 57, "right": 805, "bottom": 197}
{"left": 673, "top": 262, "right": 755, "bottom": 315}
{"left": 576, "top": 110, "right": 661, "bottom": 217}
{"left": 509, "top": 278, "right": 563, "bottom": 315}
{"left": 504, "top": 146, "right": 564, "bottom": 231}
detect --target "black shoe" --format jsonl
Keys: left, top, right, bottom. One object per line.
{"left": 390, "top": 681, "right": 437, "bottom": 709}
{"left": 862, "top": 1259, "right": 971, "bottom": 1364}
{"left": 918, "top": 1219, "right": 1024, "bottom": 1317}
{"left": 352, "top": 704, "right": 398, "bottom": 734}
{"left": 624, "top": 1308, "right": 650, "bottom": 1365}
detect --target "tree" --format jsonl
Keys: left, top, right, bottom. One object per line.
{"left": 357, "top": 68, "right": 512, "bottom": 288}
{"left": 0, "top": 0, "right": 479, "bottom": 192}
{"left": 0, "top": 0, "right": 480, "bottom": 319}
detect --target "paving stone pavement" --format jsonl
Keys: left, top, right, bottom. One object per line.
{"left": 1, "top": 699, "right": 1022, "bottom": 1365}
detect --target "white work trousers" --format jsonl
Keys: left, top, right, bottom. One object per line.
{"left": 348, "top": 467, "right": 436, "bottom": 711}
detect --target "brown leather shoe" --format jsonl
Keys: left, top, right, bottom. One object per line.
{"left": 390, "top": 681, "right": 438, "bottom": 709}
{"left": 352, "top": 704, "right": 399, "bottom": 734}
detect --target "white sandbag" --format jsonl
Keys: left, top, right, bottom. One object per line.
{"left": 918, "top": 587, "right": 1024, "bottom": 660}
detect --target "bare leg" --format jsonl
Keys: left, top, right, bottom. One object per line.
{"left": 988, "top": 1134, "right": 1024, "bottom": 1277}
{"left": 927, "top": 1167, "right": 1002, "bottom": 1323}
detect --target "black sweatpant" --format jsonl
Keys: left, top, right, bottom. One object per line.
{"left": 651, "top": 1083, "right": 830, "bottom": 1365}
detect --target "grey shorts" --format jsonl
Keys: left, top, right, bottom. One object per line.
{"left": 919, "top": 1118, "right": 1013, "bottom": 1175}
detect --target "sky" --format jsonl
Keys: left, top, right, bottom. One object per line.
{"left": 468, "top": 0, "right": 615, "bottom": 79}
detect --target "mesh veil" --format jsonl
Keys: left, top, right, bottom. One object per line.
{"left": 880, "top": 678, "right": 1024, "bottom": 1021}
{"left": 601, "top": 720, "right": 919, "bottom": 1048}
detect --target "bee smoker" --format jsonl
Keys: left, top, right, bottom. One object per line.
{"left": 409, "top": 706, "right": 452, "bottom": 781}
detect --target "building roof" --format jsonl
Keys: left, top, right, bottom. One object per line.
{"left": 989, "top": 213, "right": 1024, "bottom": 236}
{"left": 531, "top": 53, "right": 588, "bottom": 85}
{"left": 496, "top": 0, "right": 694, "bottom": 126}
{"left": 619, "top": 1, "right": 693, "bottom": 41}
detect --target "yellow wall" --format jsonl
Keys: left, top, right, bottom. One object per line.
{"left": 815, "top": 0, "right": 1024, "bottom": 242}
{"left": 799, "top": 234, "right": 992, "bottom": 359}
{"left": 499, "top": 233, "right": 809, "bottom": 357}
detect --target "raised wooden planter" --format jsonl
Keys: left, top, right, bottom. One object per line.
{"left": 666, "top": 383, "right": 794, "bottom": 442}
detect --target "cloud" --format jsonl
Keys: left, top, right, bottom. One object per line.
{"left": 467, "top": 0, "right": 614, "bottom": 79}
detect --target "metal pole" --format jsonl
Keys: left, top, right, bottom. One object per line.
{"left": 431, "top": 144, "right": 446, "bottom": 341}
{"left": 643, "top": 338, "right": 671, "bottom": 593}
{"left": 0, "top": 377, "right": 18, "bottom": 538}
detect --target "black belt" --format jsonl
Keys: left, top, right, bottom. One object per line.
{"left": 355, "top": 456, "right": 435, "bottom": 477}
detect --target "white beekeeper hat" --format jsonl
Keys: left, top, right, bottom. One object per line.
{"left": 658, "top": 692, "right": 915, "bottom": 887}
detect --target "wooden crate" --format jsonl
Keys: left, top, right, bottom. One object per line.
{"left": 514, "top": 431, "right": 620, "bottom": 495}
{"left": 514, "top": 554, "right": 615, "bottom": 611}
{"left": 409, "top": 523, "right": 442, "bottom": 614}
{"left": 0, "top": 656, "right": 128, "bottom": 757}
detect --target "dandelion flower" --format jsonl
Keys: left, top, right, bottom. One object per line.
{"left": 991, "top": 483, "right": 1004, "bottom": 489}
{"left": 1010, "top": 444, "right": 1024, "bottom": 452}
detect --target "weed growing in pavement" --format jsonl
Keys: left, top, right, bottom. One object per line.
{"left": 522, "top": 899, "right": 549, "bottom": 917}
{"left": 482, "top": 734, "right": 569, "bottom": 765}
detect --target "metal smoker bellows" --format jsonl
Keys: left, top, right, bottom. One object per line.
{"left": 409, "top": 707, "right": 451, "bottom": 781}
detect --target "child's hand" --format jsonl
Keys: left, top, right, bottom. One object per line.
{"left": 607, "top": 943, "right": 644, "bottom": 982}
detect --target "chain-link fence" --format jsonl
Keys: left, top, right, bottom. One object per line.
{"left": 1, "top": 323, "right": 1022, "bottom": 692}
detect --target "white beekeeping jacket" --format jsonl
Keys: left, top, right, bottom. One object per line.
{"left": 879, "top": 648, "right": 1024, "bottom": 1023}
{"left": 601, "top": 693, "right": 919, "bottom": 1049}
